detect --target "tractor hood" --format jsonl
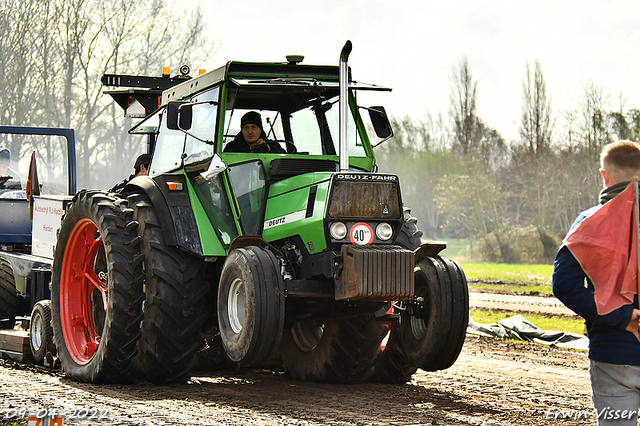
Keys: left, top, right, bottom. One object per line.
{"left": 262, "top": 171, "right": 404, "bottom": 255}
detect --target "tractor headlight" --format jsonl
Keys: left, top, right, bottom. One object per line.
{"left": 330, "top": 222, "right": 348, "bottom": 240}
{"left": 376, "top": 222, "right": 393, "bottom": 241}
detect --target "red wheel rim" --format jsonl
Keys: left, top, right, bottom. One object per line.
{"left": 60, "top": 218, "right": 108, "bottom": 365}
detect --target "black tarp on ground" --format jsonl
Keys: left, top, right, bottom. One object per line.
{"left": 467, "top": 314, "right": 589, "bottom": 350}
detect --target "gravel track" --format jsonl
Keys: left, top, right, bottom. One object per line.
{"left": 469, "top": 289, "right": 579, "bottom": 317}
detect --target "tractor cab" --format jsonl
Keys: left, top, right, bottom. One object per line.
{"left": 127, "top": 58, "right": 394, "bottom": 250}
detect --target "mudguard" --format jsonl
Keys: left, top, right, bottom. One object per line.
{"left": 414, "top": 242, "right": 447, "bottom": 259}
{"left": 123, "top": 174, "right": 203, "bottom": 256}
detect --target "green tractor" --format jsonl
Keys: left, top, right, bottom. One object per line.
{"left": 50, "top": 42, "right": 468, "bottom": 384}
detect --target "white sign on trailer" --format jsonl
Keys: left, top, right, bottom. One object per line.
{"left": 31, "top": 196, "right": 68, "bottom": 259}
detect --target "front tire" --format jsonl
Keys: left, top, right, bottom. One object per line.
{"left": 218, "top": 246, "right": 285, "bottom": 365}
{"left": 51, "top": 191, "right": 144, "bottom": 383}
{"left": 399, "top": 256, "right": 468, "bottom": 371}
{"left": 375, "top": 257, "right": 468, "bottom": 381}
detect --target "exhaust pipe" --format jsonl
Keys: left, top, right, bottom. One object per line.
{"left": 339, "top": 40, "right": 352, "bottom": 172}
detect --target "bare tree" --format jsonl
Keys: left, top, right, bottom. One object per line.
{"left": 520, "top": 60, "right": 553, "bottom": 157}
{"left": 57, "top": 1, "right": 212, "bottom": 187}
{"left": 0, "top": 0, "right": 48, "bottom": 128}
{"left": 0, "top": 0, "right": 215, "bottom": 188}
{"left": 449, "top": 58, "right": 506, "bottom": 171}
{"left": 609, "top": 94, "right": 632, "bottom": 141}
{"left": 577, "top": 82, "right": 613, "bottom": 161}
{"left": 512, "top": 60, "right": 557, "bottom": 253}
{"left": 628, "top": 109, "right": 640, "bottom": 142}
{"left": 449, "top": 57, "right": 481, "bottom": 156}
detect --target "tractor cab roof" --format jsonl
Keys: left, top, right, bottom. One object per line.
{"left": 131, "top": 59, "right": 390, "bottom": 136}
{"left": 161, "top": 61, "right": 390, "bottom": 107}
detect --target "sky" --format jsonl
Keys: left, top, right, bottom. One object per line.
{"left": 179, "top": 0, "right": 640, "bottom": 141}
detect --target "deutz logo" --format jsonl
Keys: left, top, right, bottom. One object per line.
{"left": 335, "top": 174, "right": 397, "bottom": 181}
{"left": 382, "top": 203, "right": 389, "bottom": 215}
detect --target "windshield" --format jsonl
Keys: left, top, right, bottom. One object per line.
{"left": 149, "top": 112, "right": 185, "bottom": 176}
{"left": 184, "top": 87, "right": 218, "bottom": 165}
{"left": 0, "top": 133, "right": 71, "bottom": 198}
{"left": 150, "top": 87, "right": 220, "bottom": 175}
{"left": 222, "top": 85, "right": 366, "bottom": 157}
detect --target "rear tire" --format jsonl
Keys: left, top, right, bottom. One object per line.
{"left": 280, "top": 313, "right": 387, "bottom": 383}
{"left": 218, "top": 246, "right": 284, "bottom": 365}
{"left": 395, "top": 207, "right": 423, "bottom": 250}
{"left": 129, "top": 192, "right": 209, "bottom": 384}
{"left": 51, "top": 191, "right": 144, "bottom": 383}
{"left": 374, "top": 322, "right": 418, "bottom": 384}
{"left": 30, "top": 300, "right": 55, "bottom": 364}
{"left": 0, "top": 257, "right": 17, "bottom": 329}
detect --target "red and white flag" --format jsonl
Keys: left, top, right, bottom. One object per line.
{"left": 564, "top": 181, "right": 638, "bottom": 315}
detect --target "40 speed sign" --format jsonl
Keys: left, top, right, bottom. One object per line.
{"left": 349, "top": 222, "right": 374, "bottom": 245}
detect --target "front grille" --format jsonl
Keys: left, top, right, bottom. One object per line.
{"left": 268, "top": 158, "right": 336, "bottom": 177}
{"left": 335, "top": 245, "right": 414, "bottom": 301}
{"left": 328, "top": 179, "right": 401, "bottom": 219}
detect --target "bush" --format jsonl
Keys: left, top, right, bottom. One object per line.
{"left": 475, "top": 226, "right": 561, "bottom": 264}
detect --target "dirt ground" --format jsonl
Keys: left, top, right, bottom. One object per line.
{"left": 0, "top": 334, "right": 593, "bottom": 426}
{"left": 0, "top": 291, "right": 594, "bottom": 426}
{"left": 468, "top": 289, "right": 578, "bottom": 317}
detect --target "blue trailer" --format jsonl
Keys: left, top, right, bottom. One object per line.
{"left": 0, "top": 126, "right": 76, "bottom": 363}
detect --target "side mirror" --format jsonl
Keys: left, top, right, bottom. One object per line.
{"left": 369, "top": 106, "right": 392, "bottom": 139}
{"left": 166, "top": 101, "right": 192, "bottom": 131}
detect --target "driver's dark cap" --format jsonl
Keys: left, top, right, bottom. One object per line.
{"left": 0, "top": 148, "right": 9, "bottom": 165}
{"left": 241, "top": 111, "right": 263, "bottom": 130}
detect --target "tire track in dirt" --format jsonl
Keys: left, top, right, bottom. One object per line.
{"left": 469, "top": 290, "right": 579, "bottom": 317}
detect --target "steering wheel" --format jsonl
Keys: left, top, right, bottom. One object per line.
{"left": 250, "top": 140, "right": 297, "bottom": 154}
{"left": 0, "top": 189, "right": 26, "bottom": 199}
{"left": 0, "top": 176, "right": 12, "bottom": 189}
{"left": 276, "top": 140, "right": 297, "bottom": 154}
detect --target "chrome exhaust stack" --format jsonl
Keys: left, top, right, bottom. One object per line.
{"left": 339, "top": 40, "right": 352, "bottom": 172}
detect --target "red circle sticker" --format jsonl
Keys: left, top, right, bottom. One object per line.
{"left": 349, "top": 222, "right": 374, "bottom": 245}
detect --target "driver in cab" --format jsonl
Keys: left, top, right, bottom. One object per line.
{"left": 0, "top": 148, "right": 21, "bottom": 190}
{"left": 224, "top": 111, "right": 286, "bottom": 153}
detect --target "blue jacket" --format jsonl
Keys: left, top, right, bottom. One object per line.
{"left": 552, "top": 204, "right": 640, "bottom": 365}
